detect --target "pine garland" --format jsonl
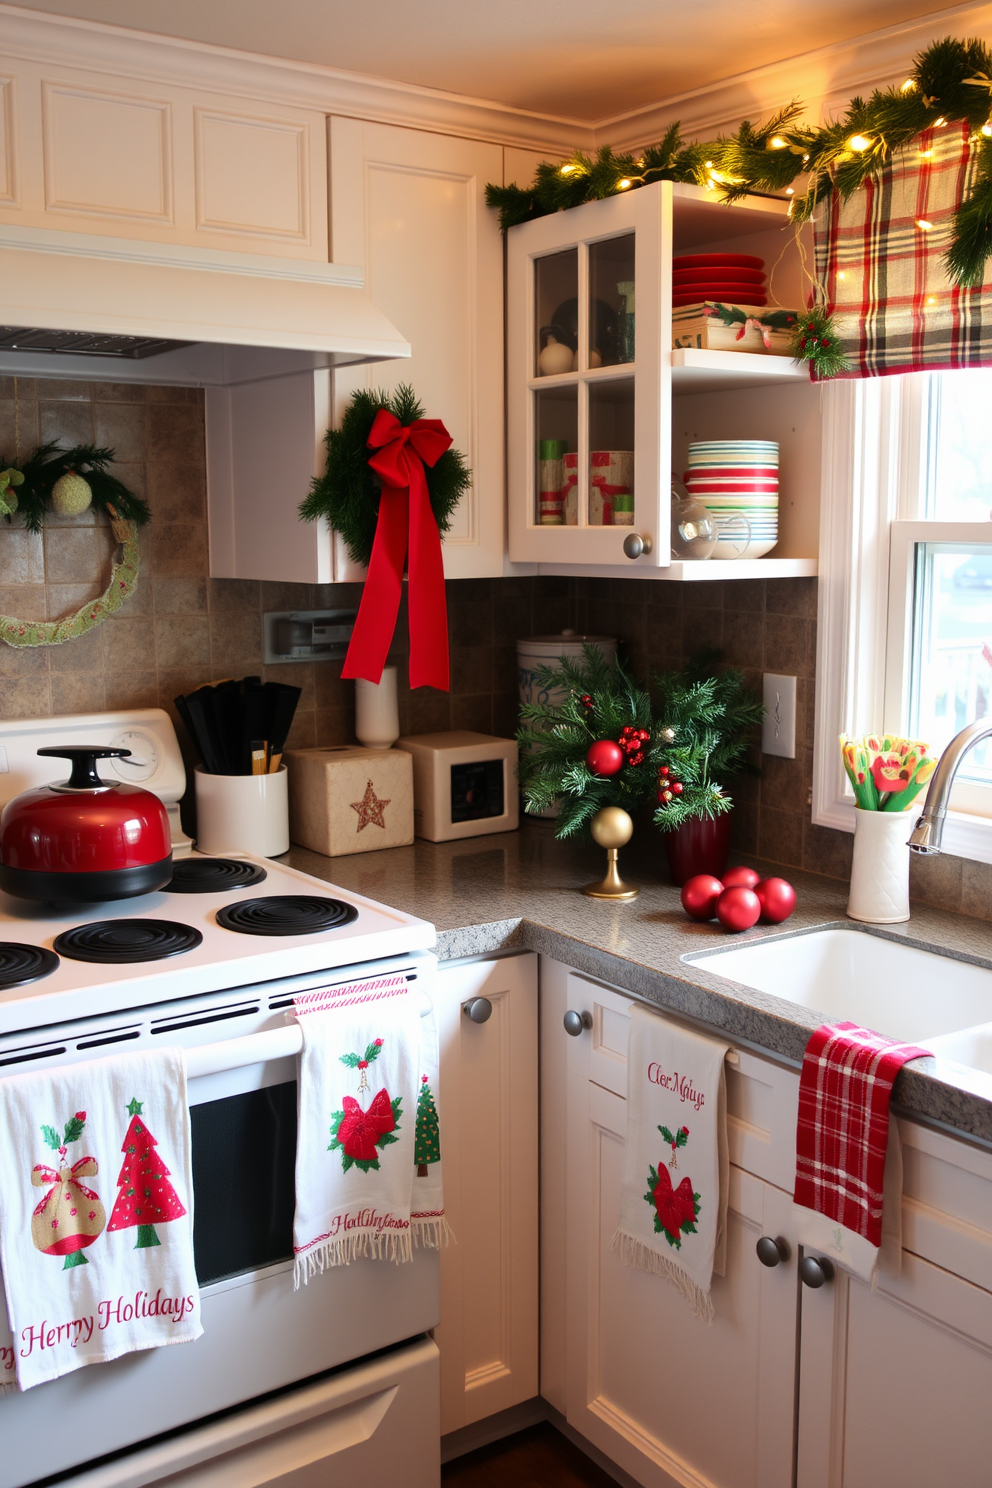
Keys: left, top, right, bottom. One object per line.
{"left": 299, "top": 384, "right": 472, "bottom": 568}
{"left": 0, "top": 443, "right": 150, "bottom": 532}
{"left": 790, "top": 306, "right": 850, "bottom": 377}
{"left": 517, "top": 646, "right": 763, "bottom": 839}
{"left": 485, "top": 35, "right": 992, "bottom": 288}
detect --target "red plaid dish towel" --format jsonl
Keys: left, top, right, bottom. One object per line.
{"left": 793, "top": 1022, "right": 929, "bottom": 1284}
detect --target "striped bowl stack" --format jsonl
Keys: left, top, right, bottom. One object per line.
{"left": 684, "top": 440, "right": 779, "bottom": 560}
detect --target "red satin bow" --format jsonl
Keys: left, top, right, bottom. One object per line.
{"left": 341, "top": 408, "right": 452, "bottom": 691}
{"left": 652, "top": 1165, "right": 697, "bottom": 1243}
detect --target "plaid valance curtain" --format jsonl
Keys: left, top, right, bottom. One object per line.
{"left": 814, "top": 121, "right": 992, "bottom": 376}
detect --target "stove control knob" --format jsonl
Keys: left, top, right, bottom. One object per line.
{"left": 108, "top": 731, "right": 158, "bottom": 782}
{"left": 463, "top": 997, "right": 493, "bottom": 1024}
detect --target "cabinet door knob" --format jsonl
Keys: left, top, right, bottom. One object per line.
{"left": 563, "top": 1009, "right": 594, "bottom": 1036}
{"left": 463, "top": 997, "right": 493, "bottom": 1024}
{"left": 622, "top": 533, "right": 653, "bottom": 560}
{"left": 799, "top": 1254, "right": 835, "bottom": 1289}
{"left": 755, "top": 1235, "right": 791, "bottom": 1267}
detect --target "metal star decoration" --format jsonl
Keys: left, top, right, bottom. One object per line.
{"left": 351, "top": 778, "right": 390, "bottom": 832}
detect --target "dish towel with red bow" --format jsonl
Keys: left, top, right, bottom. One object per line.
{"left": 612, "top": 1006, "right": 730, "bottom": 1323}
{"left": 0, "top": 1048, "right": 201, "bottom": 1392}
{"left": 293, "top": 971, "right": 447, "bottom": 1283}
{"left": 793, "top": 1022, "right": 930, "bottom": 1284}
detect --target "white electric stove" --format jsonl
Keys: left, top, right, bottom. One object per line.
{"left": 0, "top": 709, "right": 442, "bottom": 1488}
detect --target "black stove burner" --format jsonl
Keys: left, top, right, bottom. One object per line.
{"left": 0, "top": 943, "right": 60, "bottom": 989}
{"left": 163, "top": 858, "right": 268, "bottom": 894}
{"left": 216, "top": 896, "right": 359, "bottom": 937}
{"left": 54, "top": 919, "right": 203, "bottom": 964}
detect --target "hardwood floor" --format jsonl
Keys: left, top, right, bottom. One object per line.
{"left": 442, "top": 1423, "right": 618, "bottom": 1487}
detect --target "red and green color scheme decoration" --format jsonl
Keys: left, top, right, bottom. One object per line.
{"left": 31, "top": 1111, "right": 106, "bottom": 1270}
{"left": 485, "top": 37, "right": 992, "bottom": 293}
{"left": 415, "top": 1075, "right": 441, "bottom": 1178}
{"left": 791, "top": 305, "right": 849, "bottom": 378}
{"left": 518, "top": 646, "right": 763, "bottom": 841}
{"left": 645, "top": 1125, "right": 702, "bottom": 1250}
{"left": 840, "top": 733, "right": 938, "bottom": 811}
{"left": 329, "top": 1037, "right": 403, "bottom": 1174}
{"left": 300, "top": 386, "right": 472, "bottom": 690}
{"left": 107, "top": 1098, "right": 187, "bottom": 1250}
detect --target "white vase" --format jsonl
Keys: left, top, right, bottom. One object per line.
{"left": 847, "top": 806, "right": 912, "bottom": 923}
{"left": 355, "top": 666, "right": 400, "bottom": 749}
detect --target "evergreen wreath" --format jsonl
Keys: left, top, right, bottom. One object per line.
{"left": 0, "top": 443, "right": 150, "bottom": 531}
{"left": 299, "top": 384, "right": 472, "bottom": 568}
{"left": 517, "top": 646, "right": 763, "bottom": 839}
{"left": 485, "top": 35, "right": 992, "bottom": 289}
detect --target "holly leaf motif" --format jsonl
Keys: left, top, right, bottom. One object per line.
{"left": 658, "top": 1125, "right": 675, "bottom": 1146}
{"left": 62, "top": 1114, "right": 85, "bottom": 1146}
{"left": 339, "top": 1053, "right": 361, "bottom": 1069}
{"left": 363, "top": 1042, "right": 382, "bottom": 1064}
{"left": 41, "top": 1124, "right": 61, "bottom": 1152}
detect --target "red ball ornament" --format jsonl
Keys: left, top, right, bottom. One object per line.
{"left": 581, "top": 694, "right": 593, "bottom": 709}
{"left": 657, "top": 765, "right": 669, "bottom": 776}
{"left": 721, "top": 865, "right": 761, "bottom": 891}
{"left": 716, "top": 886, "right": 761, "bottom": 933}
{"left": 681, "top": 874, "right": 724, "bottom": 921}
{"left": 755, "top": 876, "right": 796, "bottom": 924}
{"left": 670, "top": 781, "right": 683, "bottom": 794}
{"left": 586, "top": 739, "right": 624, "bottom": 777}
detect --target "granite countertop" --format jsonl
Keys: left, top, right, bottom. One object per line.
{"left": 282, "top": 821, "right": 992, "bottom": 1145}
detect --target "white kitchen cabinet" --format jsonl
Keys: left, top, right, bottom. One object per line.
{"left": 542, "top": 958, "right": 992, "bottom": 1487}
{"left": 0, "top": 50, "right": 328, "bottom": 259}
{"left": 328, "top": 119, "right": 508, "bottom": 581}
{"left": 507, "top": 181, "right": 820, "bottom": 579}
{"left": 434, "top": 952, "right": 539, "bottom": 1438}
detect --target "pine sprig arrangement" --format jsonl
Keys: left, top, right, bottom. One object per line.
{"left": 517, "top": 647, "right": 763, "bottom": 839}
{"left": 790, "top": 305, "right": 851, "bottom": 377}
{"left": 485, "top": 35, "right": 992, "bottom": 287}
{"left": 299, "top": 385, "right": 472, "bottom": 568}
{"left": 0, "top": 444, "right": 150, "bottom": 532}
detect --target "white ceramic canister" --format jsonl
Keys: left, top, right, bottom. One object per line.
{"left": 195, "top": 765, "right": 290, "bottom": 857}
{"left": 517, "top": 631, "right": 618, "bottom": 818}
{"left": 846, "top": 806, "right": 912, "bottom": 923}
{"left": 355, "top": 665, "right": 400, "bottom": 749}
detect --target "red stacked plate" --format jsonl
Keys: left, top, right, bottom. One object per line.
{"left": 672, "top": 253, "right": 766, "bottom": 308}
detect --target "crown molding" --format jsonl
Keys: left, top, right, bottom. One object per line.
{"left": 0, "top": 3, "right": 595, "bottom": 152}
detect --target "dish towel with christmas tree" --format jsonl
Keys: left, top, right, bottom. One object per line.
{"left": 0, "top": 1048, "right": 201, "bottom": 1392}
{"left": 612, "top": 1006, "right": 730, "bottom": 1323}
{"left": 793, "top": 1021, "right": 930, "bottom": 1284}
{"left": 293, "top": 971, "right": 446, "bottom": 1282}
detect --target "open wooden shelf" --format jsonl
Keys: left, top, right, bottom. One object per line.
{"left": 670, "top": 347, "right": 810, "bottom": 394}
{"left": 537, "top": 557, "right": 818, "bottom": 581}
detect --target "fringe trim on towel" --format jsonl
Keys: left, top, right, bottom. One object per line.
{"left": 611, "top": 1229, "right": 715, "bottom": 1324}
{"left": 0, "top": 1379, "right": 12, "bottom": 1396}
{"left": 412, "top": 1214, "right": 453, "bottom": 1250}
{"left": 294, "top": 1227, "right": 413, "bottom": 1288}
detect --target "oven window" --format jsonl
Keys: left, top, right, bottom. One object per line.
{"left": 190, "top": 1081, "right": 297, "bottom": 1285}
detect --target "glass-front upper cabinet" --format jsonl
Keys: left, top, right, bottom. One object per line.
{"left": 507, "top": 184, "right": 669, "bottom": 567}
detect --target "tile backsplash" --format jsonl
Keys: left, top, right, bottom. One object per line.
{"left": 2, "top": 376, "right": 987, "bottom": 917}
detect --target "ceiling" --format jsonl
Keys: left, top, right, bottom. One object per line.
{"left": 9, "top": 0, "right": 959, "bottom": 120}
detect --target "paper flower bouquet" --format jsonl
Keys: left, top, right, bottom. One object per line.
{"left": 840, "top": 734, "right": 937, "bottom": 812}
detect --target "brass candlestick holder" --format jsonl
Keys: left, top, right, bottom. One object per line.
{"left": 582, "top": 806, "right": 639, "bottom": 900}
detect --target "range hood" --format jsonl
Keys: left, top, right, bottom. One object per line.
{"left": 0, "top": 224, "right": 411, "bottom": 385}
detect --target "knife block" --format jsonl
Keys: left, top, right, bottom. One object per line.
{"left": 285, "top": 746, "right": 414, "bottom": 857}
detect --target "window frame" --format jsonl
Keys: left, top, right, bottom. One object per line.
{"left": 813, "top": 374, "right": 992, "bottom": 864}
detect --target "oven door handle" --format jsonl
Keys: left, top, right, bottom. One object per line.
{"left": 185, "top": 994, "right": 432, "bottom": 1080}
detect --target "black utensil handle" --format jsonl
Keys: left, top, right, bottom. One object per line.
{"left": 36, "top": 745, "right": 131, "bottom": 790}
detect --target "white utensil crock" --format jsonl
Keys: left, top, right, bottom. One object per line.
{"left": 195, "top": 765, "right": 289, "bottom": 857}
{"left": 355, "top": 666, "right": 400, "bottom": 749}
{"left": 846, "top": 806, "right": 911, "bottom": 924}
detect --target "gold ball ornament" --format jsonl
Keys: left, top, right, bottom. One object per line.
{"left": 51, "top": 470, "right": 93, "bottom": 516}
{"left": 590, "top": 805, "right": 634, "bottom": 850}
{"left": 660, "top": 726, "right": 676, "bottom": 743}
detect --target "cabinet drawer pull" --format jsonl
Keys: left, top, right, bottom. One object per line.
{"left": 463, "top": 997, "right": 493, "bottom": 1024}
{"left": 622, "top": 533, "right": 652, "bottom": 560}
{"left": 564, "top": 1009, "right": 594, "bottom": 1037}
{"left": 799, "top": 1254, "right": 835, "bottom": 1289}
{"left": 756, "top": 1235, "right": 791, "bottom": 1267}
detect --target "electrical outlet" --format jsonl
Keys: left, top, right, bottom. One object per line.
{"left": 762, "top": 674, "right": 797, "bottom": 759}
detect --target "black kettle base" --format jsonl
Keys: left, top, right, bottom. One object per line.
{"left": 0, "top": 856, "right": 174, "bottom": 904}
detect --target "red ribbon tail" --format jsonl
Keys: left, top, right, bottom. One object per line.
{"left": 340, "top": 487, "right": 408, "bottom": 684}
{"left": 407, "top": 462, "right": 449, "bottom": 690}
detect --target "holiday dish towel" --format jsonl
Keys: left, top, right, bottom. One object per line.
{"left": 293, "top": 970, "right": 447, "bottom": 1282}
{"left": 793, "top": 1022, "right": 930, "bottom": 1284}
{"left": 0, "top": 1048, "right": 201, "bottom": 1392}
{"left": 612, "top": 1006, "right": 730, "bottom": 1323}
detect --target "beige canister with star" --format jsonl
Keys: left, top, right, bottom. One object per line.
{"left": 285, "top": 746, "right": 414, "bottom": 857}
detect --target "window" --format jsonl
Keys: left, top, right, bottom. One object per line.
{"left": 814, "top": 371, "right": 992, "bottom": 863}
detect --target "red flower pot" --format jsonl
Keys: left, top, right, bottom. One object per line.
{"left": 665, "top": 813, "right": 732, "bottom": 887}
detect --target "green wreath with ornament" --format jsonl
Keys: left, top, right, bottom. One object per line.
{"left": 299, "top": 385, "right": 471, "bottom": 568}
{"left": 1, "top": 443, "right": 150, "bottom": 649}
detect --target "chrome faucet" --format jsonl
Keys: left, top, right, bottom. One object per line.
{"left": 908, "top": 719, "right": 992, "bottom": 854}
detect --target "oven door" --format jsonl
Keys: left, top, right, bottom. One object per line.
{"left": 0, "top": 958, "right": 440, "bottom": 1488}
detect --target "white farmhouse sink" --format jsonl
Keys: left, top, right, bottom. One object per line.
{"left": 925, "top": 1025, "right": 992, "bottom": 1076}
{"left": 685, "top": 927, "right": 992, "bottom": 1046}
